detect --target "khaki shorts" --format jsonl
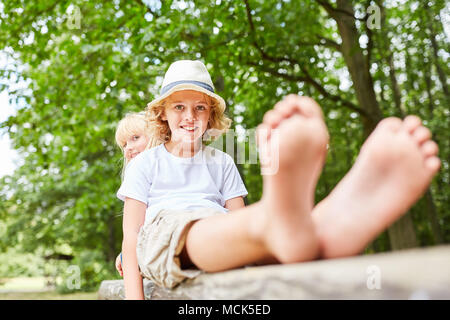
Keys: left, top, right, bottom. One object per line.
{"left": 136, "top": 207, "right": 223, "bottom": 289}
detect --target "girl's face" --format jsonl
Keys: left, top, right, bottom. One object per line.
{"left": 123, "top": 133, "right": 150, "bottom": 161}
{"left": 162, "top": 90, "right": 211, "bottom": 144}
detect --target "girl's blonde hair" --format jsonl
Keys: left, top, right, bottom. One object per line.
{"left": 144, "top": 91, "right": 232, "bottom": 147}
{"left": 115, "top": 112, "right": 156, "bottom": 176}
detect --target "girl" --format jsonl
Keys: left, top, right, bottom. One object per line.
{"left": 114, "top": 112, "right": 153, "bottom": 276}
{"left": 115, "top": 112, "right": 156, "bottom": 171}
{"left": 117, "top": 60, "right": 440, "bottom": 299}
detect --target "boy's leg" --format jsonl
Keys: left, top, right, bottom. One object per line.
{"left": 182, "top": 95, "right": 441, "bottom": 272}
{"left": 311, "top": 115, "right": 441, "bottom": 258}
{"left": 183, "top": 95, "right": 329, "bottom": 272}
{"left": 181, "top": 202, "right": 277, "bottom": 271}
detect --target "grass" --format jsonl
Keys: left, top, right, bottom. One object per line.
{"left": 0, "top": 277, "right": 47, "bottom": 290}
{"left": 0, "top": 277, "right": 98, "bottom": 300}
{"left": 0, "top": 291, "right": 98, "bottom": 300}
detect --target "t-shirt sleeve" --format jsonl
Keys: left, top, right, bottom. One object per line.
{"left": 116, "top": 154, "right": 151, "bottom": 205}
{"left": 220, "top": 154, "right": 248, "bottom": 201}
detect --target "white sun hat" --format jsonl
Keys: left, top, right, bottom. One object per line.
{"left": 146, "top": 60, "right": 226, "bottom": 113}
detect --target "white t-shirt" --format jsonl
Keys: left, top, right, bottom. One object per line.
{"left": 117, "top": 143, "right": 248, "bottom": 221}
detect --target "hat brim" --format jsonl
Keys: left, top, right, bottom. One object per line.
{"left": 146, "top": 83, "right": 226, "bottom": 114}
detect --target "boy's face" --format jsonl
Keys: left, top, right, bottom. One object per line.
{"left": 162, "top": 90, "right": 211, "bottom": 144}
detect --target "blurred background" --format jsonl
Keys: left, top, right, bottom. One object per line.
{"left": 0, "top": 0, "right": 448, "bottom": 299}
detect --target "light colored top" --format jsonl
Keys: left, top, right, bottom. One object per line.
{"left": 117, "top": 143, "right": 248, "bottom": 221}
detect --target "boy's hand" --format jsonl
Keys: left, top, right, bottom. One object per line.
{"left": 115, "top": 253, "right": 123, "bottom": 277}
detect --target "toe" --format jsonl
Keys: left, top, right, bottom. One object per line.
{"left": 403, "top": 115, "right": 422, "bottom": 133}
{"left": 412, "top": 126, "right": 432, "bottom": 145}
{"left": 421, "top": 140, "right": 439, "bottom": 157}
{"left": 376, "top": 117, "right": 403, "bottom": 131}
{"left": 263, "top": 110, "right": 284, "bottom": 129}
{"left": 284, "top": 95, "right": 323, "bottom": 119}
{"left": 424, "top": 156, "right": 441, "bottom": 173}
{"left": 256, "top": 123, "right": 271, "bottom": 147}
{"left": 274, "top": 101, "right": 296, "bottom": 119}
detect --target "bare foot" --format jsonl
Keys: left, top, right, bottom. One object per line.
{"left": 312, "top": 116, "right": 441, "bottom": 258}
{"left": 250, "top": 95, "right": 329, "bottom": 263}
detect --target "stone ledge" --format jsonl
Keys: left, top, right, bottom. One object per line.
{"left": 98, "top": 245, "right": 450, "bottom": 300}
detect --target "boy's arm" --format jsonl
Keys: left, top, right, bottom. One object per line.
{"left": 122, "top": 197, "right": 146, "bottom": 300}
{"left": 224, "top": 196, "right": 245, "bottom": 211}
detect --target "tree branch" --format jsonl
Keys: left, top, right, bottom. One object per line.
{"left": 243, "top": 0, "right": 260, "bottom": 49}
{"left": 316, "top": 0, "right": 336, "bottom": 16}
{"left": 246, "top": 58, "right": 367, "bottom": 117}
{"left": 298, "top": 64, "right": 368, "bottom": 116}
{"left": 316, "top": 0, "right": 365, "bottom": 21}
{"left": 8, "top": 1, "right": 60, "bottom": 41}
{"left": 318, "top": 36, "right": 342, "bottom": 51}
{"left": 243, "top": 0, "right": 364, "bottom": 116}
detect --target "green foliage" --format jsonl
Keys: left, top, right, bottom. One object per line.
{"left": 0, "top": 247, "right": 45, "bottom": 278}
{"left": 56, "top": 250, "right": 118, "bottom": 293}
{"left": 0, "top": 0, "right": 448, "bottom": 290}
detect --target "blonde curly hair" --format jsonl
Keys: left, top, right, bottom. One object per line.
{"left": 144, "top": 91, "right": 232, "bottom": 148}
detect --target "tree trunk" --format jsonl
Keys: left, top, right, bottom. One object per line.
{"left": 424, "top": 63, "right": 435, "bottom": 114}
{"left": 387, "top": 214, "right": 418, "bottom": 250}
{"left": 423, "top": 69, "right": 445, "bottom": 195}
{"left": 330, "top": 0, "right": 418, "bottom": 250}
{"left": 333, "top": 0, "right": 382, "bottom": 137}
{"left": 424, "top": 3, "right": 449, "bottom": 98}
{"left": 107, "top": 214, "right": 117, "bottom": 263}
{"left": 379, "top": 4, "right": 405, "bottom": 118}
{"left": 422, "top": 65, "right": 444, "bottom": 245}
{"left": 387, "top": 52, "right": 405, "bottom": 118}
{"left": 424, "top": 189, "right": 443, "bottom": 244}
